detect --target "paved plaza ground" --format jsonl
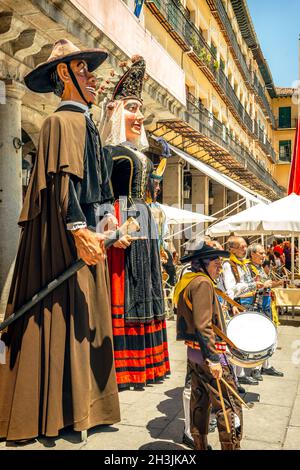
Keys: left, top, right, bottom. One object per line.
{"left": 0, "top": 316, "right": 300, "bottom": 451}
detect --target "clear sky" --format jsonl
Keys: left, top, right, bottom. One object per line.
{"left": 247, "top": 0, "right": 300, "bottom": 87}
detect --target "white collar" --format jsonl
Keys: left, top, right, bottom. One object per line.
{"left": 58, "top": 100, "right": 90, "bottom": 114}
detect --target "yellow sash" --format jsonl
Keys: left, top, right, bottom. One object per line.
{"left": 173, "top": 272, "right": 213, "bottom": 307}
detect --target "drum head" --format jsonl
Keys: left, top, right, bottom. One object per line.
{"left": 227, "top": 311, "right": 277, "bottom": 354}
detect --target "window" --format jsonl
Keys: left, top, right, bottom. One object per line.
{"left": 279, "top": 140, "right": 291, "bottom": 162}
{"left": 278, "top": 107, "right": 291, "bottom": 128}
{"left": 220, "top": 57, "right": 225, "bottom": 71}
{"left": 211, "top": 42, "right": 217, "bottom": 58}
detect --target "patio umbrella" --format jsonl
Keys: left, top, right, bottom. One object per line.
{"left": 206, "top": 202, "right": 268, "bottom": 237}
{"left": 160, "top": 204, "right": 215, "bottom": 225}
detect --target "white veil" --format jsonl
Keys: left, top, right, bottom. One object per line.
{"left": 99, "top": 99, "right": 148, "bottom": 150}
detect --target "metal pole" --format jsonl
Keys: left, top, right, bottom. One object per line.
{"left": 291, "top": 235, "right": 295, "bottom": 285}
{"left": 0, "top": 219, "right": 139, "bottom": 332}
{"left": 298, "top": 236, "right": 300, "bottom": 275}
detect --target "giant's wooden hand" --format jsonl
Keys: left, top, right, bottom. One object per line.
{"left": 73, "top": 228, "right": 106, "bottom": 265}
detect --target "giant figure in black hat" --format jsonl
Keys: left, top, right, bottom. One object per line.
{"left": 101, "top": 56, "right": 170, "bottom": 389}
{"left": 0, "top": 39, "right": 120, "bottom": 441}
{"left": 174, "top": 243, "right": 243, "bottom": 450}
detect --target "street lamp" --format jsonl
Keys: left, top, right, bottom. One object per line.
{"left": 183, "top": 182, "right": 191, "bottom": 199}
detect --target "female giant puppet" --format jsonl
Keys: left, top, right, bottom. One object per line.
{"left": 101, "top": 56, "right": 170, "bottom": 390}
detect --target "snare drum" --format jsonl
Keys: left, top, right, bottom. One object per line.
{"left": 226, "top": 311, "right": 277, "bottom": 368}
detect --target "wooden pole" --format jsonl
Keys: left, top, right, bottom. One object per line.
{"left": 220, "top": 377, "right": 251, "bottom": 409}
{"left": 216, "top": 379, "right": 230, "bottom": 433}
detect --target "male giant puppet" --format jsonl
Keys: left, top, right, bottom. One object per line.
{"left": 0, "top": 39, "right": 120, "bottom": 441}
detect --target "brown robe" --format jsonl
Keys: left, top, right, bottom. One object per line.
{"left": 0, "top": 111, "right": 120, "bottom": 440}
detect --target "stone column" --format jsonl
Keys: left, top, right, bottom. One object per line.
{"left": 211, "top": 181, "right": 226, "bottom": 218}
{"left": 227, "top": 190, "right": 242, "bottom": 215}
{"left": 162, "top": 157, "right": 184, "bottom": 255}
{"left": 163, "top": 157, "right": 183, "bottom": 207}
{"left": 191, "top": 170, "right": 209, "bottom": 239}
{"left": 0, "top": 80, "right": 25, "bottom": 318}
{"left": 191, "top": 170, "right": 209, "bottom": 215}
{"left": 211, "top": 182, "right": 227, "bottom": 244}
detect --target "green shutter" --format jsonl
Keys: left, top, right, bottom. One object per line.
{"left": 278, "top": 107, "right": 291, "bottom": 128}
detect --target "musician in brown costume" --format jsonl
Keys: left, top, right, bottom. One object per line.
{"left": 0, "top": 39, "right": 120, "bottom": 441}
{"left": 175, "top": 243, "right": 243, "bottom": 450}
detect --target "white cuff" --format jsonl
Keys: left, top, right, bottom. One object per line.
{"left": 67, "top": 221, "right": 87, "bottom": 231}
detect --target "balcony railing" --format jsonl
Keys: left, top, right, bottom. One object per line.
{"left": 185, "top": 94, "right": 279, "bottom": 190}
{"left": 258, "top": 129, "right": 276, "bottom": 163}
{"left": 207, "top": 0, "right": 276, "bottom": 127}
{"left": 253, "top": 76, "right": 276, "bottom": 128}
{"left": 207, "top": 0, "right": 252, "bottom": 85}
{"left": 275, "top": 118, "right": 297, "bottom": 129}
{"left": 252, "top": 121, "right": 276, "bottom": 162}
{"left": 146, "top": 0, "right": 254, "bottom": 134}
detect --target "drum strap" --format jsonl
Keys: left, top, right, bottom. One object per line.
{"left": 211, "top": 324, "right": 238, "bottom": 350}
{"left": 214, "top": 289, "right": 246, "bottom": 312}
{"left": 183, "top": 290, "right": 239, "bottom": 350}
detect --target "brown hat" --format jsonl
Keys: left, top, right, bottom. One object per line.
{"left": 24, "top": 38, "right": 108, "bottom": 93}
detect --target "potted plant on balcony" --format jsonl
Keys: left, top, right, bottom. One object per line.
{"left": 198, "top": 48, "right": 211, "bottom": 66}
{"left": 213, "top": 60, "right": 219, "bottom": 71}
{"left": 190, "top": 33, "right": 199, "bottom": 51}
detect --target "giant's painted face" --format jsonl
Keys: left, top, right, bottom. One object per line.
{"left": 70, "top": 59, "right": 98, "bottom": 105}
{"left": 123, "top": 99, "right": 144, "bottom": 142}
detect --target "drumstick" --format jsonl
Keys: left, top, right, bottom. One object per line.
{"left": 216, "top": 379, "right": 230, "bottom": 434}
{"left": 220, "top": 377, "right": 250, "bottom": 409}
{"left": 203, "top": 382, "right": 231, "bottom": 407}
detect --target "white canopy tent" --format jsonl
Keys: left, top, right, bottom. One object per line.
{"left": 207, "top": 193, "right": 300, "bottom": 281}
{"left": 160, "top": 203, "right": 215, "bottom": 225}
{"left": 207, "top": 194, "right": 300, "bottom": 236}
{"left": 206, "top": 202, "right": 269, "bottom": 237}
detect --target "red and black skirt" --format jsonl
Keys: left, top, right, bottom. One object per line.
{"left": 107, "top": 200, "right": 170, "bottom": 389}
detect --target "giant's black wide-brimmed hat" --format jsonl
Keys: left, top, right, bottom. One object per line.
{"left": 24, "top": 39, "right": 108, "bottom": 93}
{"left": 180, "top": 242, "right": 230, "bottom": 263}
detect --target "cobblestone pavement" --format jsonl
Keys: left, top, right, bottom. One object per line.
{"left": 0, "top": 317, "right": 300, "bottom": 451}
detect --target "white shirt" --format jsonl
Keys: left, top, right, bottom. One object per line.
{"left": 222, "top": 260, "right": 256, "bottom": 300}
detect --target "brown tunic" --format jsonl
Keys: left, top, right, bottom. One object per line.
{"left": 0, "top": 111, "right": 120, "bottom": 440}
{"left": 176, "top": 276, "right": 226, "bottom": 362}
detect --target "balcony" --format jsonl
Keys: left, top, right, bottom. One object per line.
{"left": 275, "top": 118, "right": 297, "bottom": 129}
{"left": 207, "top": 0, "right": 276, "bottom": 127}
{"left": 185, "top": 94, "right": 279, "bottom": 191}
{"left": 206, "top": 0, "right": 252, "bottom": 85}
{"left": 252, "top": 76, "right": 276, "bottom": 128}
{"left": 146, "top": 0, "right": 253, "bottom": 135}
{"left": 253, "top": 121, "right": 277, "bottom": 163}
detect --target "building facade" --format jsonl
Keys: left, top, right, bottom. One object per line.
{"left": 0, "top": 0, "right": 296, "bottom": 315}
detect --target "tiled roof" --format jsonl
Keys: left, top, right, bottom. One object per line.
{"left": 275, "top": 87, "right": 296, "bottom": 97}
